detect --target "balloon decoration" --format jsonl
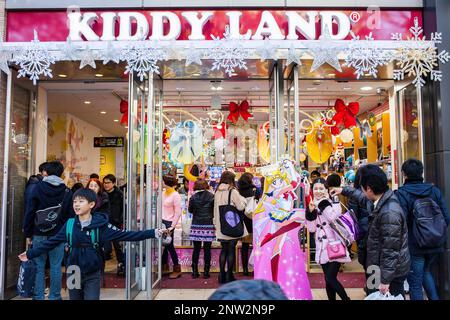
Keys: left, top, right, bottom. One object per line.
{"left": 340, "top": 128, "right": 354, "bottom": 143}
{"left": 183, "top": 164, "right": 198, "bottom": 182}
{"left": 227, "top": 100, "right": 252, "bottom": 124}
{"left": 258, "top": 121, "right": 271, "bottom": 164}
{"left": 330, "top": 99, "right": 360, "bottom": 135}
{"left": 168, "top": 120, "right": 203, "bottom": 164}
{"left": 306, "top": 123, "right": 333, "bottom": 164}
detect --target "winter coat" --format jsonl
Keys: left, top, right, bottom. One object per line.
{"left": 24, "top": 175, "right": 44, "bottom": 216}
{"left": 237, "top": 181, "right": 262, "bottom": 234}
{"left": 105, "top": 186, "right": 124, "bottom": 227}
{"left": 23, "top": 178, "right": 74, "bottom": 238}
{"left": 188, "top": 190, "right": 215, "bottom": 225}
{"left": 93, "top": 192, "right": 111, "bottom": 217}
{"left": 342, "top": 186, "right": 373, "bottom": 266}
{"left": 213, "top": 183, "right": 247, "bottom": 241}
{"left": 305, "top": 198, "right": 351, "bottom": 265}
{"left": 396, "top": 179, "right": 450, "bottom": 255}
{"left": 366, "top": 190, "right": 410, "bottom": 285}
{"left": 26, "top": 213, "right": 156, "bottom": 275}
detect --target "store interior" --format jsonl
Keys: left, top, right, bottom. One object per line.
{"left": 12, "top": 57, "right": 420, "bottom": 290}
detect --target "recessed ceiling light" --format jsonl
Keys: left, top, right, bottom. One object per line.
{"left": 114, "top": 119, "right": 119, "bottom": 122}
{"left": 58, "top": 74, "right": 67, "bottom": 78}
{"left": 328, "top": 73, "right": 336, "bottom": 77}
{"left": 176, "top": 87, "right": 185, "bottom": 91}
{"left": 306, "top": 87, "right": 317, "bottom": 91}
{"left": 100, "top": 111, "right": 106, "bottom": 114}
{"left": 360, "top": 86, "right": 373, "bottom": 91}
{"left": 95, "top": 73, "right": 103, "bottom": 77}
{"left": 343, "top": 87, "right": 352, "bottom": 90}
{"left": 230, "top": 73, "right": 238, "bottom": 76}
{"left": 216, "top": 86, "right": 223, "bottom": 91}
{"left": 84, "top": 101, "right": 91, "bottom": 104}
{"left": 192, "top": 73, "right": 200, "bottom": 76}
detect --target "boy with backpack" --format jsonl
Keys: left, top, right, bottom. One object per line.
{"left": 19, "top": 188, "right": 167, "bottom": 300}
{"left": 396, "top": 159, "right": 450, "bottom": 300}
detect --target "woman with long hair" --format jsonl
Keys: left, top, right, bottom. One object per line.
{"left": 213, "top": 171, "right": 246, "bottom": 283}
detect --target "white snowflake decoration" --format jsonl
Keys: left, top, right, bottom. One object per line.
{"left": 209, "top": 25, "right": 249, "bottom": 77}
{"left": 121, "top": 42, "right": 168, "bottom": 81}
{"left": 13, "top": 30, "right": 56, "bottom": 85}
{"left": 391, "top": 17, "right": 450, "bottom": 88}
{"left": 256, "top": 38, "right": 278, "bottom": 61}
{"left": 0, "top": 50, "right": 11, "bottom": 74}
{"left": 344, "top": 32, "right": 394, "bottom": 79}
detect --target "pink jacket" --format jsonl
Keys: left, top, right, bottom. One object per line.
{"left": 305, "top": 201, "right": 351, "bottom": 265}
{"left": 162, "top": 189, "right": 182, "bottom": 227}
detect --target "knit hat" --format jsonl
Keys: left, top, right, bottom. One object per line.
{"left": 208, "top": 280, "right": 288, "bottom": 300}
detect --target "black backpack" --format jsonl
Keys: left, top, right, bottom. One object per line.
{"left": 219, "top": 190, "right": 244, "bottom": 238}
{"left": 34, "top": 188, "right": 69, "bottom": 233}
{"left": 412, "top": 197, "right": 447, "bottom": 249}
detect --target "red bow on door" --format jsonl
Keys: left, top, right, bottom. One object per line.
{"left": 227, "top": 100, "right": 252, "bottom": 124}
{"left": 331, "top": 99, "right": 360, "bottom": 134}
{"left": 120, "top": 99, "right": 128, "bottom": 126}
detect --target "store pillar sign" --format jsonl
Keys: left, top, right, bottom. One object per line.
{"left": 6, "top": 10, "right": 422, "bottom": 42}
{"left": 94, "top": 137, "right": 124, "bottom": 148}
{"left": 67, "top": 11, "right": 351, "bottom": 41}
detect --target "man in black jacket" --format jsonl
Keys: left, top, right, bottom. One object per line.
{"left": 360, "top": 165, "right": 410, "bottom": 297}
{"left": 103, "top": 174, "right": 124, "bottom": 267}
{"left": 396, "top": 159, "right": 450, "bottom": 300}
{"left": 23, "top": 160, "right": 74, "bottom": 300}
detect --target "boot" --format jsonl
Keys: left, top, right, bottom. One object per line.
{"left": 162, "top": 264, "right": 170, "bottom": 276}
{"left": 191, "top": 264, "right": 200, "bottom": 279}
{"left": 226, "top": 270, "right": 236, "bottom": 283}
{"left": 169, "top": 264, "right": 182, "bottom": 279}
{"left": 242, "top": 266, "right": 250, "bottom": 277}
{"left": 218, "top": 272, "right": 227, "bottom": 284}
{"left": 203, "top": 264, "right": 210, "bottom": 279}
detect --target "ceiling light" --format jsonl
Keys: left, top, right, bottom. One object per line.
{"left": 360, "top": 86, "right": 373, "bottom": 91}
{"left": 100, "top": 111, "right": 106, "bottom": 114}
{"left": 328, "top": 73, "right": 336, "bottom": 77}
{"left": 176, "top": 87, "right": 185, "bottom": 91}
{"left": 306, "top": 87, "right": 317, "bottom": 91}
{"left": 114, "top": 119, "right": 119, "bottom": 122}
{"left": 95, "top": 73, "right": 103, "bottom": 77}
{"left": 84, "top": 101, "right": 91, "bottom": 104}
{"left": 192, "top": 73, "right": 200, "bottom": 76}
{"left": 230, "top": 73, "right": 238, "bottom": 76}
{"left": 58, "top": 74, "right": 67, "bottom": 78}
{"left": 216, "top": 86, "right": 223, "bottom": 91}
{"left": 343, "top": 87, "right": 352, "bottom": 90}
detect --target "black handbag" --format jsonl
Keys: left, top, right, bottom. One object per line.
{"left": 219, "top": 190, "right": 244, "bottom": 238}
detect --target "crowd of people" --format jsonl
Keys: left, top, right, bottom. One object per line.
{"left": 17, "top": 158, "right": 450, "bottom": 301}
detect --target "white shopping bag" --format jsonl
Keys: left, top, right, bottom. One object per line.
{"left": 365, "top": 291, "right": 404, "bottom": 300}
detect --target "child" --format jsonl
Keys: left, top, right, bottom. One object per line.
{"left": 18, "top": 188, "right": 166, "bottom": 300}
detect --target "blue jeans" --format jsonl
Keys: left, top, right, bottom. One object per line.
{"left": 407, "top": 253, "right": 440, "bottom": 300}
{"left": 32, "top": 235, "right": 65, "bottom": 300}
{"left": 68, "top": 271, "right": 101, "bottom": 300}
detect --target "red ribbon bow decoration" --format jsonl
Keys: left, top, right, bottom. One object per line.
{"left": 120, "top": 99, "right": 128, "bottom": 126}
{"left": 227, "top": 100, "right": 252, "bottom": 124}
{"left": 331, "top": 99, "right": 360, "bottom": 135}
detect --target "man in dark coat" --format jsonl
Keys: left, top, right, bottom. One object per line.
{"left": 360, "top": 165, "right": 410, "bottom": 297}
{"left": 396, "top": 159, "right": 450, "bottom": 300}
{"left": 103, "top": 174, "right": 125, "bottom": 267}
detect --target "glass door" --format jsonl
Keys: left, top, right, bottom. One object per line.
{"left": 145, "top": 73, "right": 163, "bottom": 299}
{"left": 0, "top": 71, "right": 35, "bottom": 299}
{"left": 126, "top": 72, "right": 147, "bottom": 300}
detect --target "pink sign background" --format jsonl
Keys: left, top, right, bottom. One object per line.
{"left": 6, "top": 9, "right": 422, "bottom": 42}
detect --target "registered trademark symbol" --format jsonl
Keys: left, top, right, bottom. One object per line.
{"left": 349, "top": 12, "right": 361, "bottom": 23}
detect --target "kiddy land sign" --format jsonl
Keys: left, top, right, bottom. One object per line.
{"left": 6, "top": 10, "right": 422, "bottom": 42}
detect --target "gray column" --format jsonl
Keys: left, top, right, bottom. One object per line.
{"left": 423, "top": 0, "right": 450, "bottom": 300}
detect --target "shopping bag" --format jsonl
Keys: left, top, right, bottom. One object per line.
{"left": 364, "top": 291, "right": 404, "bottom": 300}
{"left": 17, "top": 260, "right": 37, "bottom": 298}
